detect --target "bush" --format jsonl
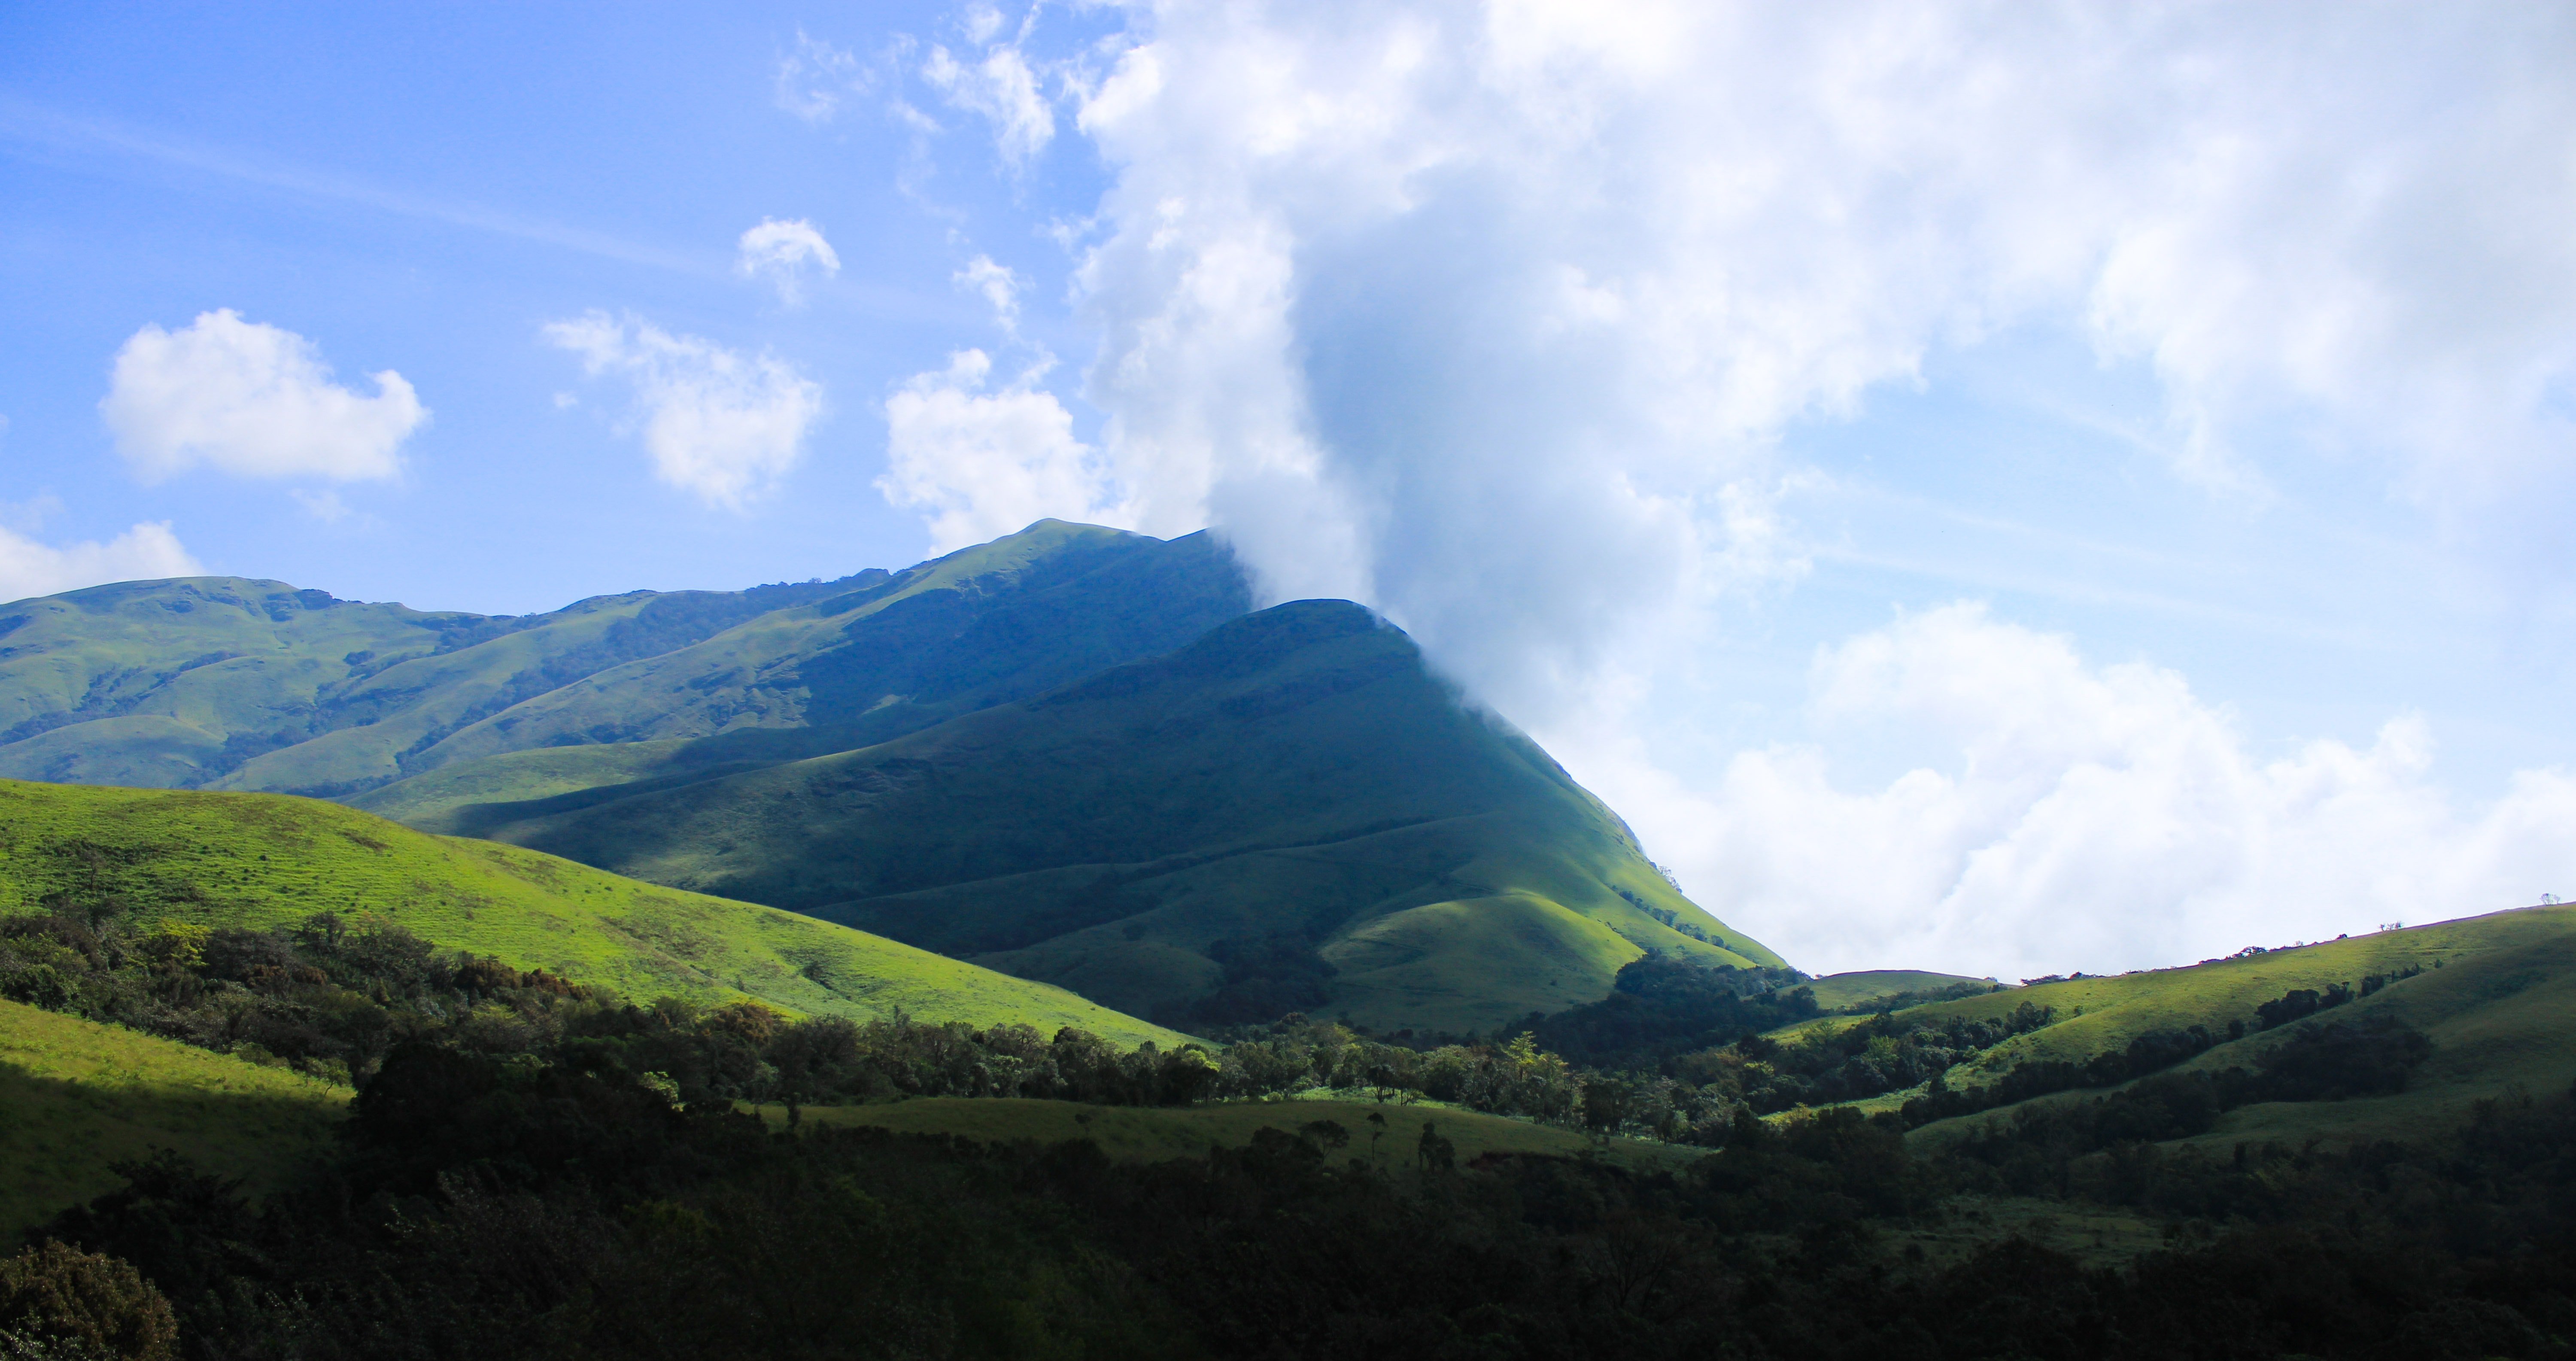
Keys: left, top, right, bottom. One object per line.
{"left": 0, "top": 1243, "right": 176, "bottom": 1361}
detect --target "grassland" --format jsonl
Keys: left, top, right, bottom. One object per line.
{"left": 1865, "top": 905, "right": 2576, "bottom": 1149}
{"left": 0, "top": 778, "right": 1185, "bottom": 1047}
{"left": 744, "top": 1095, "right": 1704, "bottom": 1173}
{"left": 0, "top": 998, "right": 348, "bottom": 1239}
{"left": 1804, "top": 969, "right": 1997, "bottom": 1012}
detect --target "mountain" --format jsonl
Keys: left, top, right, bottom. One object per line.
{"left": 0, "top": 520, "right": 1249, "bottom": 799}
{"left": 0, "top": 778, "right": 1182, "bottom": 1046}
{"left": 0, "top": 520, "right": 1784, "bottom": 1033}
{"left": 429, "top": 599, "right": 1780, "bottom": 1033}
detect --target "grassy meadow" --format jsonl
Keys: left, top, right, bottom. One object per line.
{"left": 0, "top": 998, "right": 346, "bottom": 1237}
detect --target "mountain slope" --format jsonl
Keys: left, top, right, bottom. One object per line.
{"left": 0, "top": 521, "right": 1249, "bottom": 802}
{"left": 0, "top": 779, "right": 1183, "bottom": 1046}
{"left": 443, "top": 600, "right": 1781, "bottom": 1033}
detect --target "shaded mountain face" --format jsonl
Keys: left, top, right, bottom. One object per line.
{"left": 0, "top": 519, "right": 1783, "bottom": 1033}
{"left": 442, "top": 600, "right": 1783, "bottom": 1033}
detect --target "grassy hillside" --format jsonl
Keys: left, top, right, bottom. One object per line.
{"left": 1868, "top": 905, "right": 2576, "bottom": 1148}
{"left": 443, "top": 601, "right": 1780, "bottom": 1033}
{"left": 0, "top": 779, "right": 1183, "bottom": 1047}
{"left": 1805, "top": 969, "right": 1997, "bottom": 1012}
{"left": 0, "top": 574, "right": 870, "bottom": 795}
{"left": 750, "top": 1095, "right": 1701, "bottom": 1173}
{"left": 0, "top": 521, "right": 1246, "bottom": 802}
{"left": 0, "top": 998, "right": 347, "bottom": 1238}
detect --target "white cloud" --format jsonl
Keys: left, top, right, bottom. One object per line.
{"left": 1036, "top": 0, "right": 2576, "bottom": 715}
{"left": 0, "top": 520, "right": 202, "bottom": 604}
{"left": 544, "top": 312, "right": 823, "bottom": 510}
{"left": 956, "top": 255, "right": 1021, "bottom": 336}
{"left": 880, "top": 349, "right": 1123, "bottom": 552}
{"left": 775, "top": 30, "right": 864, "bottom": 124}
{"left": 923, "top": 41, "right": 1053, "bottom": 166}
{"left": 100, "top": 310, "right": 426, "bottom": 483}
{"left": 736, "top": 218, "right": 843, "bottom": 306}
{"left": 1592, "top": 605, "right": 2576, "bottom": 979}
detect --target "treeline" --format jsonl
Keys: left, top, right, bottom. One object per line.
{"left": 1901, "top": 970, "right": 2432, "bottom": 1130}
{"left": 1949, "top": 1017, "right": 2437, "bottom": 1198}
{"left": 14, "top": 1030, "right": 2576, "bottom": 1359}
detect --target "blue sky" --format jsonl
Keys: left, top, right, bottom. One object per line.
{"left": 4, "top": 2, "right": 2572, "bottom": 977}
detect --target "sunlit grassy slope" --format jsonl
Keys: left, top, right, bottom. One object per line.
{"left": 751, "top": 1096, "right": 1701, "bottom": 1173}
{"left": 0, "top": 779, "right": 1183, "bottom": 1047}
{"left": 1875, "top": 905, "right": 2576, "bottom": 1148}
{"left": 440, "top": 601, "right": 1780, "bottom": 1034}
{"left": 1805, "top": 970, "right": 1996, "bottom": 1012}
{"left": 0, "top": 998, "right": 348, "bottom": 1239}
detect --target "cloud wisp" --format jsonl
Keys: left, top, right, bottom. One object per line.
{"left": 100, "top": 310, "right": 426, "bottom": 483}
{"left": 736, "top": 218, "right": 842, "bottom": 306}
{"left": 544, "top": 312, "right": 823, "bottom": 510}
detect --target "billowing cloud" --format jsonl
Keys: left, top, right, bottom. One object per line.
{"left": 1021, "top": 0, "right": 2576, "bottom": 713}
{"left": 881, "top": 349, "right": 1122, "bottom": 552}
{"left": 898, "top": 2, "right": 2576, "bottom": 970}
{"left": 100, "top": 310, "right": 426, "bottom": 483}
{"left": 544, "top": 312, "right": 823, "bottom": 510}
{"left": 736, "top": 218, "right": 842, "bottom": 306}
{"left": 0, "top": 520, "right": 202, "bottom": 603}
{"left": 1595, "top": 605, "right": 2576, "bottom": 979}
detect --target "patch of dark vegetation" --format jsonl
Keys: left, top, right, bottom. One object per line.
{"left": 22, "top": 1026, "right": 2576, "bottom": 1360}
{"left": 1943, "top": 1017, "right": 2438, "bottom": 1179}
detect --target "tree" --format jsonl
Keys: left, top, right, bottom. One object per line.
{"left": 0, "top": 1243, "right": 176, "bottom": 1361}
{"left": 1416, "top": 1120, "right": 1455, "bottom": 1173}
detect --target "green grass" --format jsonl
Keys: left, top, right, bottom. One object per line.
{"left": 433, "top": 599, "right": 1780, "bottom": 1034}
{"left": 1882, "top": 905, "right": 2576, "bottom": 1149}
{"left": 742, "top": 1095, "right": 1703, "bottom": 1173}
{"left": 1804, "top": 969, "right": 1997, "bottom": 1012}
{"left": 0, "top": 778, "right": 1185, "bottom": 1047}
{"left": 0, "top": 998, "right": 348, "bottom": 1240}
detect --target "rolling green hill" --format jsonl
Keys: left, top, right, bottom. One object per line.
{"left": 1801, "top": 905, "right": 2576, "bottom": 1149}
{"left": 425, "top": 601, "right": 1780, "bottom": 1033}
{"left": 0, "top": 779, "right": 1184, "bottom": 1047}
{"left": 0, "top": 998, "right": 348, "bottom": 1237}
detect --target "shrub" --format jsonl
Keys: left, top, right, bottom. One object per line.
{"left": 0, "top": 1243, "right": 176, "bottom": 1361}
